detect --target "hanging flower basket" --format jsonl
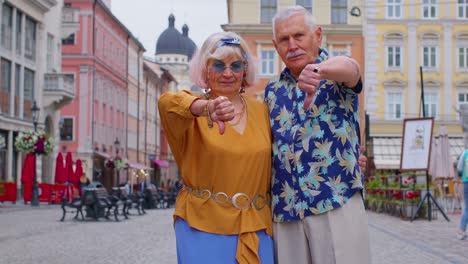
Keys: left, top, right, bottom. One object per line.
{"left": 14, "top": 130, "right": 55, "bottom": 156}
{"left": 105, "top": 156, "right": 128, "bottom": 170}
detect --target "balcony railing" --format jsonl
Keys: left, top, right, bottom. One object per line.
{"left": 43, "top": 73, "right": 75, "bottom": 108}
{"left": 62, "top": 7, "right": 80, "bottom": 24}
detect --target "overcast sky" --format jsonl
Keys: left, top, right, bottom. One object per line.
{"left": 110, "top": 0, "right": 228, "bottom": 56}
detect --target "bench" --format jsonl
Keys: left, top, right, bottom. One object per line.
{"left": 83, "top": 187, "right": 121, "bottom": 221}
{"left": 125, "top": 190, "right": 146, "bottom": 215}
{"left": 111, "top": 187, "right": 145, "bottom": 217}
{"left": 60, "top": 196, "right": 85, "bottom": 221}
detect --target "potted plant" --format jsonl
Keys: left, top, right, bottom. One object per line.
{"left": 14, "top": 130, "right": 55, "bottom": 155}
{"left": 403, "top": 190, "right": 421, "bottom": 218}
{"left": 105, "top": 156, "right": 128, "bottom": 170}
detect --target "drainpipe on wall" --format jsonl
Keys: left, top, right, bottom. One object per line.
{"left": 90, "top": 0, "right": 97, "bottom": 180}
{"left": 125, "top": 36, "right": 129, "bottom": 159}
{"left": 144, "top": 68, "right": 148, "bottom": 165}
{"left": 136, "top": 48, "right": 141, "bottom": 163}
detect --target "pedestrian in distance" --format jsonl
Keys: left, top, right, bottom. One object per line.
{"left": 265, "top": 6, "right": 370, "bottom": 264}
{"left": 456, "top": 150, "right": 468, "bottom": 240}
{"left": 158, "top": 31, "right": 274, "bottom": 264}
{"left": 78, "top": 173, "right": 91, "bottom": 196}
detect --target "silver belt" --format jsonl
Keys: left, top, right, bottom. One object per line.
{"left": 183, "top": 187, "right": 270, "bottom": 210}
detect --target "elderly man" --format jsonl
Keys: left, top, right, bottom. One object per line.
{"left": 264, "top": 6, "right": 369, "bottom": 264}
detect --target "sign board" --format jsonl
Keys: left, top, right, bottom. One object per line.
{"left": 400, "top": 117, "right": 434, "bottom": 171}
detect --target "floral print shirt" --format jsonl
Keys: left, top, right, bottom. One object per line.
{"left": 264, "top": 48, "right": 364, "bottom": 222}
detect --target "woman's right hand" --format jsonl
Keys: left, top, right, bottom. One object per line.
{"left": 208, "top": 96, "right": 235, "bottom": 135}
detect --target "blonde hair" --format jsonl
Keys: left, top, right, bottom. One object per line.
{"left": 189, "top": 31, "right": 257, "bottom": 89}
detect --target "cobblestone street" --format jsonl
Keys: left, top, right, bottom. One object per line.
{"left": 0, "top": 204, "right": 466, "bottom": 264}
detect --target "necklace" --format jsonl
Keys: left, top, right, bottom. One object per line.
{"left": 229, "top": 95, "right": 247, "bottom": 126}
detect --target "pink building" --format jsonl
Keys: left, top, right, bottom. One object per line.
{"left": 61, "top": 0, "right": 144, "bottom": 189}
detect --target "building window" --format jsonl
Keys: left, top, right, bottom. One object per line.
{"left": 384, "top": 32, "right": 404, "bottom": 72}
{"left": 331, "top": 49, "right": 349, "bottom": 56}
{"left": 1, "top": 58, "right": 11, "bottom": 114}
{"left": 103, "top": 34, "right": 107, "bottom": 57}
{"left": 422, "top": 0, "right": 437, "bottom": 19}
{"left": 14, "top": 64, "right": 20, "bottom": 118}
{"left": 386, "top": 91, "right": 402, "bottom": 120}
{"left": 62, "top": 33, "right": 75, "bottom": 45}
{"left": 422, "top": 46, "right": 437, "bottom": 68}
{"left": 260, "top": 49, "right": 276, "bottom": 75}
{"left": 23, "top": 68, "right": 34, "bottom": 120}
{"left": 261, "top": 0, "right": 277, "bottom": 23}
{"left": 1, "top": 4, "right": 12, "bottom": 50}
{"left": 420, "top": 32, "right": 439, "bottom": 70}
{"left": 60, "top": 117, "right": 74, "bottom": 141}
{"left": 386, "top": 46, "right": 401, "bottom": 68}
{"left": 423, "top": 92, "right": 438, "bottom": 118}
{"left": 386, "top": 0, "right": 402, "bottom": 18}
{"left": 458, "top": 46, "right": 468, "bottom": 69}
{"left": 16, "top": 11, "right": 22, "bottom": 55}
{"left": 47, "top": 34, "right": 54, "bottom": 72}
{"left": 24, "top": 17, "right": 36, "bottom": 61}
{"left": 296, "top": 0, "right": 312, "bottom": 13}
{"left": 458, "top": 91, "right": 468, "bottom": 119}
{"left": 331, "top": 0, "right": 347, "bottom": 24}
{"left": 458, "top": 0, "right": 468, "bottom": 19}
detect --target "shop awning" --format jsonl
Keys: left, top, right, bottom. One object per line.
{"left": 371, "top": 136, "right": 465, "bottom": 170}
{"left": 154, "top": 159, "right": 169, "bottom": 168}
{"left": 128, "top": 161, "right": 153, "bottom": 171}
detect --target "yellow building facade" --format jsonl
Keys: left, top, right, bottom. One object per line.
{"left": 364, "top": 0, "right": 468, "bottom": 169}
{"left": 223, "top": 0, "right": 366, "bottom": 139}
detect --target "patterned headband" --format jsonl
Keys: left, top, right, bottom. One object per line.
{"left": 217, "top": 38, "right": 248, "bottom": 62}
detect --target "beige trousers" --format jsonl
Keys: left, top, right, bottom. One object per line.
{"left": 273, "top": 192, "right": 370, "bottom": 264}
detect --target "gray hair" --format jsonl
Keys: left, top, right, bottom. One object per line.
{"left": 272, "top": 6, "right": 316, "bottom": 39}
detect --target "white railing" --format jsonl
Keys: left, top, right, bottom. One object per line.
{"left": 62, "top": 8, "right": 80, "bottom": 24}
{"left": 44, "top": 73, "right": 76, "bottom": 96}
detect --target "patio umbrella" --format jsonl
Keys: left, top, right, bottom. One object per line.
{"left": 65, "top": 152, "right": 74, "bottom": 183}
{"left": 54, "top": 152, "right": 66, "bottom": 184}
{"left": 20, "top": 153, "right": 35, "bottom": 185}
{"left": 74, "top": 159, "right": 83, "bottom": 187}
{"left": 428, "top": 137, "right": 438, "bottom": 177}
{"left": 64, "top": 152, "right": 74, "bottom": 201}
{"left": 429, "top": 126, "right": 455, "bottom": 179}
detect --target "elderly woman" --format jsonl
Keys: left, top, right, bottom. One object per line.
{"left": 158, "top": 32, "right": 274, "bottom": 264}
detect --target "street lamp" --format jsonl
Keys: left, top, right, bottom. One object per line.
{"left": 31, "top": 101, "right": 40, "bottom": 206}
{"left": 114, "top": 138, "right": 120, "bottom": 155}
{"left": 114, "top": 138, "right": 120, "bottom": 186}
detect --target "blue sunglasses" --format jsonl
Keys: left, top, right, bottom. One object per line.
{"left": 210, "top": 60, "right": 245, "bottom": 74}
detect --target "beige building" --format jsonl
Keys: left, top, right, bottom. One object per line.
{"left": 143, "top": 58, "right": 175, "bottom": 185}
{"left": 364, "top": 0, "right": 468, "bottom": 170}
{"left": 223, "top": 0, "right": 366, "bottom": 139}
{"left": 126, "top": 37, "right": 148, "bottom": 171}
{"left": 1, "top": 0, "right": 75, "bottom": 187}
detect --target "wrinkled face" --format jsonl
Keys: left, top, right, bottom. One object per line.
{"left": 206, "top": 57, "right": 245, "bottom": 96}
{"left": 273, "top": 13, "right": 322, "bottom": 78}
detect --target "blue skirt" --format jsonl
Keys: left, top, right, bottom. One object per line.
{"left": 175, "top": 218, "right": 274, "bottom": 264}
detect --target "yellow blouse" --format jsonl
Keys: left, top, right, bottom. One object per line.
{"left": 158, "top": 91, "right": 272, "bottom": 263}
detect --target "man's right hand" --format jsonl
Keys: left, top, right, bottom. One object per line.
{"left": 298, "top": 64, "right": 322, "bottom": 109}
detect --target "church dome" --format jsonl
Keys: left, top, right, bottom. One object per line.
{"left": 182, "top": 24, "right": 197, "bottom": 60}
{"left": 155, "top": 14, "right": 186, "bottom": 55}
